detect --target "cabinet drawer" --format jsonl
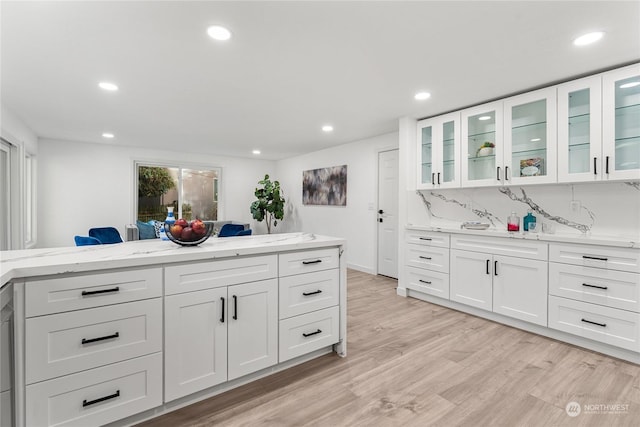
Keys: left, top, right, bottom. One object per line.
{"left": 549, "top": 244, "right": 640, "bottom": 273}
{"left": 279, "top": 248, "right": 340, "bottom": 277}
{"left": 549, "top": 263, "right": 640, "bottom": 312}
{"left": 165, "top": 255, "right": 277, "bottom": 295}
{"left": 26, "top": 353, "right": 162, "bottom": 427}
{"left": 406, "top": 266, "right": 449, "bottom": 299}
{"left": 548, "top": 295, "right": 640, "bottom": 352}
{"left": 279, "top": 306, "right": 339, "bottom": 362}
{"left": 26, "top": 299, "right": 162, "bottom": 384}
{"left": 25, "top": 268, "right": 162, "bottom": 317}
{"left": 279, "top": 269, "right": 339, "bottom": 319}
{"left": 405, "top": 230, "right": 450, "bottom": 248}
{"left": 451, "top": 235, "right": 548, "bottom": 261}
{"left": 405, "top": 244, "right": 449, "bottom": 273}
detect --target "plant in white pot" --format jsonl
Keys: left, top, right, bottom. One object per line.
{"left": 250, "top": 174, "right": 285, "bottom": 234}
{"left": 476, "top": 141, "right": 495, "bottom": 157}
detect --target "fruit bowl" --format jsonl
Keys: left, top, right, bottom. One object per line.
{"left": 164, "top": 220, "right": 215, "bottom": 246}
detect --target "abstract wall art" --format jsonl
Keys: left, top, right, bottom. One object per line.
{"left": 302, "top": 165, "right": 347, "bottom": 206}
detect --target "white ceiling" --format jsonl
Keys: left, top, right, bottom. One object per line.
{"left": 2, "top": 1, "right": 639, "bottom": 160}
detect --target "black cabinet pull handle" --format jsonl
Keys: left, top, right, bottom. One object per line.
{"left": 81, "top": 287, "right": 120, "bottom": 296}
{"left": 220, "top": 297, "right": 225, "bottom": 323}
{"left": 303, "top": 290, "right": 322, "bottom": 296}
{"left": 582, "top": 283, "right": 608, "bottom": 290}
{"left": 593, "top": 157, "right": 597, "bottom": 175}
{"left": 605, "top": 156, "right": 609, "bottom": 174}
{"left": 302, "top": 259, "right": 322, "bottom": 265}
{"left": 431, "top": 172, "right": 435, "bottom": 185}
{"left": 437, "top": 172, "right": 441, "bottom": 184}
{"left": 232, "top": 295, "right": 238, "bottom": 320}
{"left": 505, "top": 166, "right": 509, "bottom": 180}
{"left": 497, "top": 166, "right": 501, "bottom": 181}
{"left": 419, "top": 256, "right": 432, "bottom": 260}
{"left": 82, "top": 332, "right": 119, "bottom": 345}
{"left": 418, "top": 279, "right": 432, "bottom": 284}
{"left": 378, "top": 209, "right": 384, "bottom": 214}
{"left": 582, "top": 255, "right": 608, "bottom": 261}
{"left": 486, "top": 259, "right": 490, "bottom": 275}
{"left": 494, "top": 260, "right": 498, "bottom": 276}
{"left": 419, "top": 237, "right": 432, "bottom": 241}
{"left": 581, "top": 318, "right": 606, "bottom": 328}
{"left": 83, "top": 390, "right": 120, "bottom": 407}
{"left": 303, "top": 329, "right": 322, "bottom": 337}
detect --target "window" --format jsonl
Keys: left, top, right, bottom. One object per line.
{"left": 0, "top": 140, "right": 12, "bottom": 250}
{"left": 135, "top": 162, "right": 220, "bottom": 223}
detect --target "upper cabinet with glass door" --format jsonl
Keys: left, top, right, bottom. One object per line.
{"left": 602, "top": 63, "right": 640, "bottom": 181}
{"left": 417, "top": 112, "right": 461, "bottom": 189}
{"left": 503, "top": 87, "right": 557, "bottom": 185}
{"left": 557, "top": 75, "right": 602, "bottom": 182}
{"left": 461, "top": 101, "right": 504, "bottom": 187}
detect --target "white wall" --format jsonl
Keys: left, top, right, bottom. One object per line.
{"left": 1, "top": 104, "right": 38, "bottom": 155}
{"left": 276, "top": 132, "right": 398, "bottom": 274}
{"left": 37, "top": 139, "right": 276, "bottom": 248}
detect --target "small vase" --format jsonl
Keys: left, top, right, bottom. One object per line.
{"left": 477, "top": 147, "right": 494, "bottom": 157}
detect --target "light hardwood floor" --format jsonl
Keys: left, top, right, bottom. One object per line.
{"left": 138, "top": 269, "right": 640, "bottom": 426}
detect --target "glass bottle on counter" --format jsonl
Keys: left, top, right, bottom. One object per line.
{"left": 159, "top": 206, "right": 176, "bottom": 241}
{"left": 523, "top": 210, "right": 537, "bottom": 231}
{"left": 507, "top": 211, "right": 520, "bottom": 232}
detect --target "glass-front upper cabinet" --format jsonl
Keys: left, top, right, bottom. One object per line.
{"left": 417, "top": 112, "right": 460, "bottom": 189}
{"left": 461, "top": 101, "right": 503, "bottom": 187}
{"left": 503, "top": 87, "right": 557, "bottom": 185}
{"left": 557, "top": 75, "right": 602, "bottom": 182}
{"left": 602, "top": 63, "right": 640, "bottom": 181}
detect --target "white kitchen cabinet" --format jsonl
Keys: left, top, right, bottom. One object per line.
{"left": 557, "top": 75, "right": 603, "bottom": 182}
{"left": 450, "top": 249, "right": 493, "bottom": 310}
{"left": 602, "top": 63, "right": 640, "bottom": 180}
{"left": 461, "top": 101, "right": 504, "bottom": 187}
{"left": 417, "top": 112, "right": 461, "bottom": 189}
{"left": 1, "top": 285, "right": 13, "bottom": 427}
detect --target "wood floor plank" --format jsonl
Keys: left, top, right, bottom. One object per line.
{"left": 137, "top": 269, "right": 640, "bottom": 427}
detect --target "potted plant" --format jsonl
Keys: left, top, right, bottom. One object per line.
{"left": 250, "top": 174, "right": 285, "bottom": 234}
{"left": 476, "top": 141, "right": 495, "bottom": 157}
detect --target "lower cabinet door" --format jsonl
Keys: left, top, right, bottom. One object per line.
{"left": 25, "top": 353, "right": 162, "bottom": 427}
{"left": 164, "top": 287, "right": 228, "bottom": 402}
{"left": 450, "top": 249, "right": 492, "bottom": 310}
{"left": 228, "top": 279, "right": 278, "bottom": 381}
{"left": 1, "top": 390, "right": 11, "bottom": 427}
{"left": 492, "top": 255, "right": 548, "bottom": 326}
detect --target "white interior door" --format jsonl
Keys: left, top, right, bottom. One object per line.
{"left": 377, "top": 149, "right": 399, "bottom": 278}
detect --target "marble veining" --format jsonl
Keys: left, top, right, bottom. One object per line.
{"left": 625, "top": 181, "right": 640, "bottom": 191}
{"left": 429, "top": 192, "right": 504, "bottom": 226}
{"left": 498, "top": 187, "right": 593, "bottom": 234}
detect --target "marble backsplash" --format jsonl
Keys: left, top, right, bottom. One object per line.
{"left": 407, "top": 181, "right": 640, "bottom": 240}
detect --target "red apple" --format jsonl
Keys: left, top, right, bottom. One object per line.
{"left": 180, "top": 227, "right": 193, "bottom": 241}
{"left": 170, "top": 224, "right": 183, "bottom": 239}
{"left": 175, "top": 218, "right": 188, "bottom": 228}
{"left": 191, "top": 219, "right": 206, "bottom": 236}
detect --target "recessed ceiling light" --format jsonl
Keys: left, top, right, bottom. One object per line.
{"left": 531, "top": 138, "right": 541, "bottom": 142}
{"left": 252, "top": 150, "right": 261, "bottom": 155}
{"left": 573, "top": 31, "right": 604, "bottom": 46}
{"left": 414, "top": 92, "right": 431, "bottom": 101}
{"left": 322, "top": 125, "right": 334, "bottom": 132}
{"left": 102, "top": 133, "right": 115, "bottom": 139}
{"left": 207, "top": 25, "right": 232, "bottom": 41}
{"left": 98, "top": 82, "right": 118, "bottom": 91}
{"left": 620, "top": 81, "right": 640, "bottom": 89}
{"left": 478, "top": 116, "right": 492, "bottom": 121}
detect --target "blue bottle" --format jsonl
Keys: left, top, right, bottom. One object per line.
{"left": 523, "top": 210, "right": 536, "bottom": 232}
{"left": 160, "top": 206, "right": 176, "bottom": 240}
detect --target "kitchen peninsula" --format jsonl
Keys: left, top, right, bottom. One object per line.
{"left": 0, "top": 233, "right": 346, "bottom": 426}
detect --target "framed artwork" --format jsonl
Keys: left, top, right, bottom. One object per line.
{"left": 302, "top": 165, "right": 347, "bottom": 206}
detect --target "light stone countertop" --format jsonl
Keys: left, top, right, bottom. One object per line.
{"left": 0, "top": 233, "right": 346, "bottom": 288}
{"left": 406, "top": 225, "right": 640, "bottom": 249}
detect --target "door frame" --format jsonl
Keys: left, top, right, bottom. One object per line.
{"left": 376, "top": 147, "right": 399, "bottom": 277}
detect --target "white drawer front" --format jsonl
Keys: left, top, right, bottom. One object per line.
{"left": 279, "top": 306, "right": 339, "bottom": 362}
{"left": 26, "top": 299, "right": 162, "bottom": 384}
{"left": 548, "top": 295, "right": 640, "bottom": 352}
{"left": 165, "top": 255, "right": 277, "bottom": 295}
{"left": 278, "top": 248, "right": 340, "bottom": 277}
{"left": 549, "top": 244, "right": 640, "bottom": 273}
{"left": 279, "top": 269, "right": 339, "bottom": 319}
{"left": 26, "top": 353, "right": 162, "bottom": 427}
{"left": 1, "top": 390, "right": 11, "bottom": 427}
{"left": 549, "top": 263, "right": 640, "bottom": 312}
{"left": 405, "top": 230, "right": 450, "bottom": 248}
{"left": 406, "top": 266, "right": 449, "bottom": 299}
{"left": 405, "top": 244, "right": 449, "bottom": 273}
{"left": 26, "top": 268, "right": 162, "bottom": 317}
{"left": 451, "top": 235, "right": 548, "bottom": 261}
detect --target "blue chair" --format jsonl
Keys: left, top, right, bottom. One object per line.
{"left": 218, "top": 224, "right": 247, "bottom": 237}
{"left": 236, "top": 229, "right": 252, "bottom": 236}
{"left": 89, "top": 227, "right": 123, "bottom": 244}
{"left": 74, "top": 236, "right": 102, "bottom": 246}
